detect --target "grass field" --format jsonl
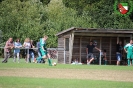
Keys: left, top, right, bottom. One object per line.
{"left": 0, "top": 58, "right": 133, "bottom": 88}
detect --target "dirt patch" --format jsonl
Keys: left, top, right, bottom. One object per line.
{"left": 0, "top": 68, "right": 133, "bottom": 82}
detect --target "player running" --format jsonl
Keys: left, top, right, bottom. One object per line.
{"left": 36, "top": 35, "right": 52, "bottom": 66}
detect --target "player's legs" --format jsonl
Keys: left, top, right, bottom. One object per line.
{"left": 131, "top": 54, "right": 133, "bottom": 65}
{"left": 88, "top": 53, "right": 94, "bottom": 64}
{"left": 47, "top": 53, "right": 52, "bottom": 66}
{"left": 87, "top": 54, "right": 91, "bottom": 64}
{"left": 38, "top": 49, "right": 41, "bottom": 57}
{"left": 87, "top": 59, "right": 90, "bottom": 64}
{"left": 116, "top": 54, "right": 121, "bottom": 65}
{"left": 127, "top": 53, "right": 131, "bottom": 66}
{"left": 37, "top": 50, "right": 52, "bottom": 66}
{"left": 86, "top": 54, "right": 89, "bottom": 64}
{"left": 41, "top": 52, "right": 52, "bottom": 66}
{"left": 37, "top": 49, "right": 43, "bottom": 63}
{"left": 37, "top": 50, "right": 45, "bottom": 63}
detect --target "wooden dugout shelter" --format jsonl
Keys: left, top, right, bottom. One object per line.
{"left": 56, "top": 27, "right": 133, "bottom": 64}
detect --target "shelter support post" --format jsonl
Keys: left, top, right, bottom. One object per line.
{"left": 69, "top": 32, "right": 74, "bottom": 64}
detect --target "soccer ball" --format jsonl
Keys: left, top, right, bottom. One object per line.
{"left": 52, "top": 62, "right": 57, "bottom": 66}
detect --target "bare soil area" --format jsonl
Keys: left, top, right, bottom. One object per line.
{"left": 0, "top": 68, "right": 133, "bottom": 82}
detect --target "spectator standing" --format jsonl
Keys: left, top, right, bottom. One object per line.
{"left": 2, "top": 38, "right": 14, "bottom": 63}
{"left": 29, "top": 40, "right": 35, "bottom": 63}
{"left": 13, "top": 38, "right": 22, "bottom": 63}
{"left": 116, "top": 41, "right": 123, "bottom": 65}
{"left": 102, "top": 49, "right": 107, "bottom": 65}
{"left": 23, "top": 38, "right": 31, "bottom": 63}
{"left": 124, "top": 39, "right": 133, "bottom": 66}
{"left": 86, "top": 41, "right": 101, "bottom": 65}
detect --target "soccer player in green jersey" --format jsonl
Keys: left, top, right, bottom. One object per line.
{"left": 124, "top": 39, "right": 133, "bottom": 66}
{"left": 37, "top": 35, "right": 52, "bottom": 66}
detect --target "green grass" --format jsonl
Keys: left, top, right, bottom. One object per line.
{"left": 0, "top": 62, "right": 133, "bottom": 71}
{"left": 0, "top": 77, "right": 133, "bottom": 88}
{"left": 0, "top": 58, "right": 133, "bottom": 71}
{"left": 0, "top": 58, "right": 133, "bottom": 88}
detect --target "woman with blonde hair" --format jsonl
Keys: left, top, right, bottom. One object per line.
{"left": 23, "top": 38, "right": 31, "bottom": 63}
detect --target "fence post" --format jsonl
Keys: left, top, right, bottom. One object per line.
{"left": 99, "top": 51, "right": 101, "bottom": 65}
{"left": 64, "top": 49, "right": 65, "bottom": 64}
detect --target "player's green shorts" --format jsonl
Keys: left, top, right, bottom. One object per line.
{"left": 127, "top": 53, "right": 133, "bottom": 59}
{"left": 40, "top": 50, "right": 47, "bottom": 56}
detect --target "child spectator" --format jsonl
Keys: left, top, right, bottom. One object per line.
{"left": 102, "top": 49, "right": 107, "bottom": 65}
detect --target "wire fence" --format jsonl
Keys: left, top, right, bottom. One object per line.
{"left": 0, "top": 47, "right": 64, "bottom": 59}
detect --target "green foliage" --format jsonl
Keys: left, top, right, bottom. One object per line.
{"left": 46, "top": 0, "right": 97, "bottom": 31}
{"left": 19, "top": 0, "right": 51, "bottom": 5}
{"left": 0, "top": 30, "right": 2, "bottom": 43}
{"left": 62, "top": 0, "right": 100, "bottom": 15}
{"left": 1, "top": 0, "right": 133, "bottom": 50}
{"left": 43, "top": 0, "right": 97, "bottom": 47}
{"left": 63, "top": 0, "right": 133, "bottom": 29}
{"left": 40, "top": 0, "right": 51, "bottom": 5}
{"left": 0, "top": 0, "right": 48, "bottom": 43}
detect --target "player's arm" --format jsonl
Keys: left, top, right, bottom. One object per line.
{"left": 124, "top": 48, "right": 127, "bottom": 53}
{"left": 124, "top": 45, "right": 127, "bottom": 53}
{"left": 117, "top": 37, "right": 119, "bottom": 44}
{"left": 95, "top": 47, "right": 101, "bottom": 51}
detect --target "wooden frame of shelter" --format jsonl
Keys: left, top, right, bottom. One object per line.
{"left": 56, "top": 27, "right": 133, "bottom": 65}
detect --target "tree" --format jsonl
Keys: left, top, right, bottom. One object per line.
{"left": 40, "top": 0, "right": 51, "bottom": 5}
{"left": 0, "top": 0, "right": 48, "bottom": 43}
{"left": 44, "top": 0, "right": 97, "bottom": 47}
{"left": 62, "top": 0, "right": 133, "bottom": 29}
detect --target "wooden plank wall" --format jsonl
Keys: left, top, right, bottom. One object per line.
{"left": 81, "top": 37, "right": 90, "bottom": 63}
{"left": 111, "top": 38, "right": 117, "bottom": 64}
{"left": 57, "top": 35, "right": 70, "bottom": 64}
{"left": 58, "top": 35, "right": 130, "bottom": 64}
{"left": 72, "top": 37, "right": 100, "bottom": 64}
{"left": 58, "top": 37, "right": 64, "bottom": 63}
{"left": 101, "top": 37, "right": 112, "bottom": 64}
{"left": 72, "top": 38, "right": 80, "bottom": 62}
{"left": 65, "top": 51, "right": 69, "bottom": 64}
{"left": 72, "top": 36, "right": 119, "bottom": 64}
